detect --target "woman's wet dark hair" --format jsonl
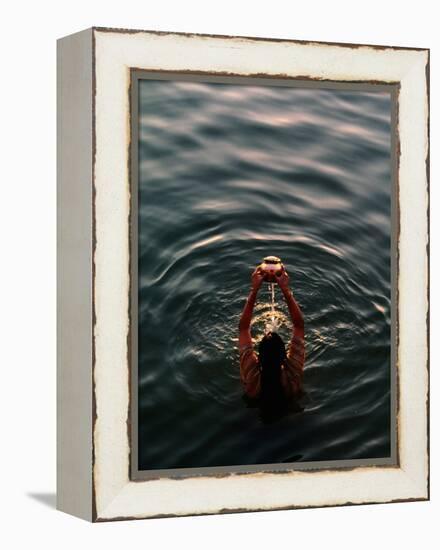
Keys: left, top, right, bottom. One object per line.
{"left": 258, "top": 332, "right": 287, "bottom": 415}
{"left": 258, "top": 332, "right": 286, "bottom": 368}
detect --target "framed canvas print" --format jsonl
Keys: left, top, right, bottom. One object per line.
{"left": 57, "top": 27, "right": 429, "bottom": 522}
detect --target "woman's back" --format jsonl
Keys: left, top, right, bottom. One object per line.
{"left": 238, "top": 265, "right": 305, "bottom": 404}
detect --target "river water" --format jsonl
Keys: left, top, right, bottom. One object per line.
{"left": 137, "top": 78, "right": 393, "bottom": 471}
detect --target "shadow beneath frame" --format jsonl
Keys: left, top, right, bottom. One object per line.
{"left": 27, "top": 492, "right": 57, "bottom": 509}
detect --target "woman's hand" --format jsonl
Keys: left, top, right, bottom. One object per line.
{"left": 251, "top": 267, "right": 265, "bottom": 292}
{"left": 275, "top": 267, "right": 290, "bottom": 292}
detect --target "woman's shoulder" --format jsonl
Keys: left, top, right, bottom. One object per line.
{"left": 240, "top": 348, "right": 259, "bottom": 374}
{"left": 289, "top": 333, "right": 305, "bottom": 348}
{"left": 239, "top": 344, "right": 261, "bottom": 398}
{"left": 287, "top": 333, "right": 305, "bottom": 362}
{"left": 239, "top": 343, "right": 257, "bottom": 360}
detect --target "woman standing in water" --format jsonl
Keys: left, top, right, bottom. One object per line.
{"left": 238, "top": 266, "right": 305, "bottom": 402}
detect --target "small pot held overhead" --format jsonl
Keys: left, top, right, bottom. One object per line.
{"left": 259, "top": 256, "right": 283, "bottom": 282}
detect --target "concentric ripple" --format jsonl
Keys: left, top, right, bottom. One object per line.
{"left": 138, "top": 80, "right": 392, "bottom": 470}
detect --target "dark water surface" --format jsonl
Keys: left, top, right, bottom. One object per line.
{"left": 137, "top": 79, "right": 393, "bottom": 471}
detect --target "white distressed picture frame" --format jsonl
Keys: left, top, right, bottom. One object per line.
{"left": 57, "top": 27, "right": 429, "bottom": 522}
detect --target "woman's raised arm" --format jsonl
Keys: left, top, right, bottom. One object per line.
{"left": 275, "top": 269, "right": 304, "bottom": 337}
{"left": 276, "top": 269, "right": 305, "bottom": 377}
{"left": 238, "top": 267, "right": 265, "bottom": 349}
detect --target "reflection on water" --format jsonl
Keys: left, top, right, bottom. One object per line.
{"left": 137, "top": 80, "right": 393, "bottom": 470}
